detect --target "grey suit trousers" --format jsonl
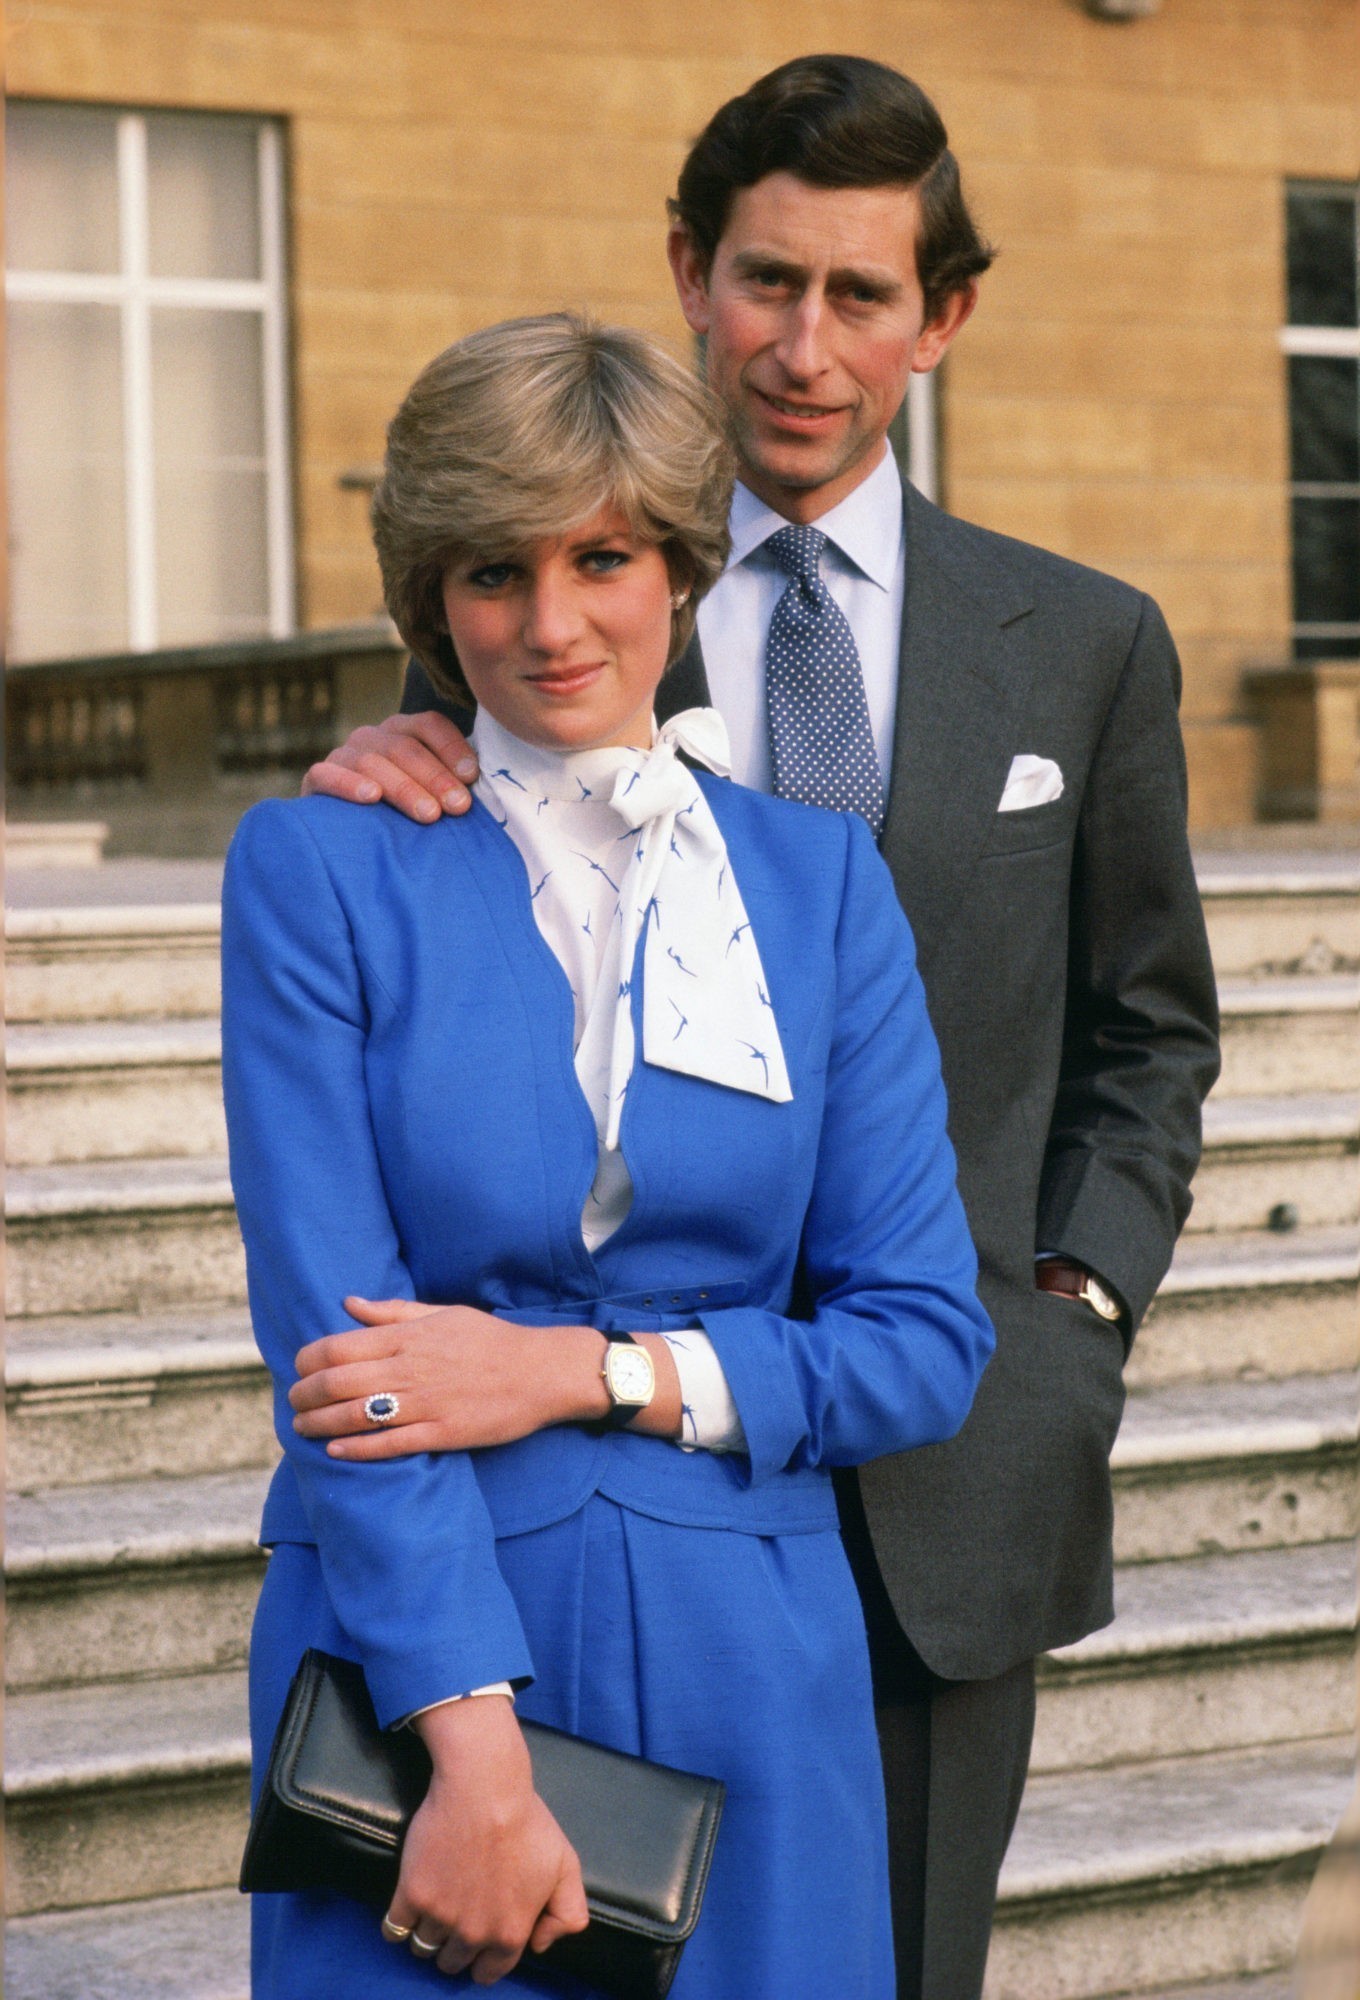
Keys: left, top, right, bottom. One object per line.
{"left": 840, "top": 1475, "right": 1036, "bottom": 2000}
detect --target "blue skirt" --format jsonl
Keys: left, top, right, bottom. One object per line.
{"left": 249, "top": 1497, "right": 894, "bottom": 1998}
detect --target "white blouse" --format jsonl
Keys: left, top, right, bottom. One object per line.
{"left": 471, "top": 708, "right": 782, "bottom": 1456}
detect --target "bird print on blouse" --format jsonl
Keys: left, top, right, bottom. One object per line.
{"left": 472, "top": 707, "right": 792, "bottom": 1254}
{"left": 765, "top": 524, "right": 885, "bottom": 834}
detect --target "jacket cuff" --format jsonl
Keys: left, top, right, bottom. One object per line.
{"left": 696, "top": 1306, "right": 803, "bottom": 1486}
{"left": 1037, "top": 1150, "right": 1183, "bottom": 1335}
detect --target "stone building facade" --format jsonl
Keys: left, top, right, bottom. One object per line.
{"left": 7, "top": 0, "right": 1359, "bottom": 827}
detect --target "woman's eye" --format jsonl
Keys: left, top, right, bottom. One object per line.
{"left": 582, "top": 548, "right": 630, "bottom": 574}
{"left": 467, "top": 563, "right": 516, "bottom": 589}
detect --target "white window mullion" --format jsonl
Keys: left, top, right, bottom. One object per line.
{"left": 906, "top": 372, "right": 938, "bottom": 505}
{"left": 258, "top": 121, "right": 296, "bottom": 636}
{"left": 6, "top": 270, "right": 267, "bottom": 309}
{"left": 1281, "top": 326, "right": 1360, "bottom": 360}
{"left": 118, "top": 113, "right": 158, "bottom": 651}
{"left": 5, "top": 270, "right": 127, "bottom": 305}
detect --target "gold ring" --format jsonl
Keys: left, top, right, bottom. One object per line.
{"left": 381, "top": 1914, "right": 411, "bottom": 1943}
{"left": 410, "top": 1934, "right": 442, "bottom": 1959}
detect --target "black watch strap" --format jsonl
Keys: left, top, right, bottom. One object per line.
{"left": 601, "top": 1329, "right": 643, "bottom": 1430}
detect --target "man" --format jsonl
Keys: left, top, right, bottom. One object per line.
{"left": 307, "top": 55, "right": 1221, "bottom": 1999}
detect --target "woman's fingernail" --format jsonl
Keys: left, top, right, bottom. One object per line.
{"left": 357, "top": 781, "right": 381, "bottom": 803}
{"left": 441, "top": 786, "right": 469, "bottom": 813}
{"left": 455, "top": 756, "right": 479, "bottom": 781}
{"left": 414, "top": 798, "right": 439, "bottom": 822}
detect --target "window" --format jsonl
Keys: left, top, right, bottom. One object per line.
{"left": 1283, "top": 183, "right": 1360, "bottom": 661}
{"left": 5, "top": 103, "right": 294, "bottom": 662}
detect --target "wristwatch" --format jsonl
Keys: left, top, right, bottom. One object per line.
{"left": 601, "top": 1330, "right": 656, "bottom": 1427}
{"left": 1035, "top": 1257, "right": 1123, "bottom": 1323}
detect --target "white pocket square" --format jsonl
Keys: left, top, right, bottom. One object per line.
{"left": 998, "top": 754, "right": 1064, "bottom": 813}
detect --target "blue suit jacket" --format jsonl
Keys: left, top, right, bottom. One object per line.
{"left": 221, "top": 775, "right": 992, "bottom": 1727}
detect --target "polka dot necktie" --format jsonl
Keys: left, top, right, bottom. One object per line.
{"left": 764, "top": 525, "right": 886, "bottom": 836}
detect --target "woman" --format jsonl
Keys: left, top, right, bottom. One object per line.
{"left": 223, "top": 313, "right": 992, "bottom": 1998}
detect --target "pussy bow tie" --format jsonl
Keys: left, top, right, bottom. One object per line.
{"left": 595, "top": 707, "right": 792, "bottom": 1145}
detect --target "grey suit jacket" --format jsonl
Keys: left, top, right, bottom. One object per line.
{"left": 401, "top": 479, "right": 1221, "bottom": 1679}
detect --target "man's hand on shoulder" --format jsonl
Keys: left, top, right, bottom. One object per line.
{"left": 302, "top": 711, "right": 479, "bottom": 822}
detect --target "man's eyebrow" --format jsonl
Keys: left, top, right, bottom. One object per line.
{"left": 729, "top": 249, "right": 902, "bottom": 300}
{"left": 729, "top": 249, "right": 805, "bottom": 281}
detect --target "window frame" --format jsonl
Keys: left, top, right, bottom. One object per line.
{"left": 889, "top": 371, "right": 938, "bottom": 503}
{"left": 5, "top": 103, "right": 296, "bottom": 654}
{"left": 1279, "top": 180, "right": 1360, "bottom": 661}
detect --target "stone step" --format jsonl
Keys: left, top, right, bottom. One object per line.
{"left": 1033, "top": 1539, "right": 1357, "bottom": 1775}
{"left": 6, "top": 1305, "right": 271, "bottom": 1490}
{"left": 6, "top": 1468, "right": 270, "bottom": 1691}
{"left": 6, "top": 1017, "right": 226, "bottom": 1166}
{"left": 1137, "top": 1979, "right": 1295, "bottom": 2000}
{"left": 6, "top": 973, "right": 1350, "bottom": 1170}
{"left": 4, "top": 858, "right": 225, "bottom": 911}
{"left": 6, "top": 819, "right": 110, "bottom": 869}
{"left": 32, "top": 1459, "right": 1345, "bottom": 1769}
{"left": 7, "top": 1294, "right": 1351, "bottom": 1515}
{"left": 1112, "top": 1370, "right": 1359, "bottom": 1564}
{"left": 986, "top": 1735, "right": 1355, "bottom": 2000}
{"left": 5, "top": 902, "right": 222, "bottom": 1024}
{"left": 1131, "top": 1226, "right": 1360, "bottom": 1387}
{"left": 1217, "top": 974, "right": 1359, "bottom": 1096}
{"left": 6, "top": 1156, "right": 245, "bottom": 1320}
{"left": 10, "top": 1671, "right": 1347, "bottom": 1981}
{"left": 5, "top": 1667, "right": 251, "bottom": 1916}
{"left": 4, "top": 1886, "right": 250, "bottom": 2000}
{"left": 18, "top": 1443, "right": 1336, "bottom": 1702}
{"left": 0, "top": 1877, "right": 1306, "bottom": 2000}
{"left": 1197, "top": 853, "right": 1360, "bottom": 979}
{"left": 1190, "top": 1092, "right": 1359, "bottom": 1235}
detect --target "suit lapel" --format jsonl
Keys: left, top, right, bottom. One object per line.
{"left": 880, "top": 485, "right": 1038, "bottom": 965}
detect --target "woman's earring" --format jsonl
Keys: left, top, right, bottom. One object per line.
{"left": 670, "top": 589, "right": 690, "bottom": 611}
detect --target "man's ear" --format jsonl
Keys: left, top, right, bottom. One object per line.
{"left": 667, "top": 222, "right": 713, "bottom": 336}
{"left": 911, "top": 281, "right": 978, "bottom": 375}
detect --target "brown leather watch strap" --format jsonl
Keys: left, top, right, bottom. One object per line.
{"left": 1035, "top": 1257, "right": 1124, "bottom": 1323}
{"left": 1034, "top": 1258, "right": 1089, "bottom": 1301}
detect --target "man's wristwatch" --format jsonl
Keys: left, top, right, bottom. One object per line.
{"left": 601, "top": 1330, "right": 656, "bottom": 1427}
{"left": 1035, "top": 1258, "right": 1123, "bottom": 1323}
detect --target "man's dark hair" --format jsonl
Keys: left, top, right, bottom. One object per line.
{"left": 668, "top": 54, "right": 995, "bottom": 320}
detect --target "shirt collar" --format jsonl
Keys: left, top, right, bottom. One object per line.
{"left": 724, "top": 446, "right": 904, "bottom": 593}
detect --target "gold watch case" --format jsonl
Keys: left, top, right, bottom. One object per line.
{"left": 1081, "top": 1272, "right": 1122, "bottom": 1322}
{"left": 604, "top": 1340, "right": 656, "bottom": 1410}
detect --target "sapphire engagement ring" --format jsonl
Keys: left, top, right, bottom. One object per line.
{"left": 363, "top": 1392, "right": 401, "bottom": 1425}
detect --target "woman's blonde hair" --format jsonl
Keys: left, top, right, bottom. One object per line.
{"left": 372, "top": 313, "right": 735, "bottom": 704}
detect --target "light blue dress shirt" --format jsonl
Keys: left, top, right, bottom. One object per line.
{"left": 696, "top": 447, "right": 906, "bottom": 794}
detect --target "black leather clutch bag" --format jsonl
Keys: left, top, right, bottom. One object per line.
{"left": 240, "top": 1649, "right": 725, "bottom": 2000}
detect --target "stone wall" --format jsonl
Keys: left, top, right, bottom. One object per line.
{"left": 8, "top": 0, "right": 1360, "bottom": 826}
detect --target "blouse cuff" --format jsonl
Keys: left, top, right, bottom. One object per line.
{"left": 663, "top": 1328, "right": 747, "bottom": 1454}
{"left": 401, "top": 1682, "right": 516, "bottom": 1730}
